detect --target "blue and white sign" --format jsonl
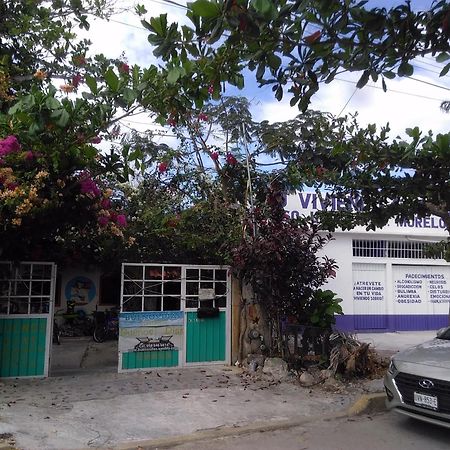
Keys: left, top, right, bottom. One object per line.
{"left": 118, "top": 311, "right": 184, "bottom": 354}
{"left": 286, "top": 192, "right": 448, "bottom": 237}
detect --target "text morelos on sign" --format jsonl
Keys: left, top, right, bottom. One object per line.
{"left": 285, "top": 192, "right": 448, "bottom": 232}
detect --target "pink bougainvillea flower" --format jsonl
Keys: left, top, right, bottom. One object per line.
{"left": 80, "top": 176, "right": 101, "bottom": 197}
{"left": 0, "top": 158, "right": 5, "bottom": 166}
{"left": 24, "top": 151, "right": 34, "bottom": 161}
{"left": 226, "top": 153, "right": 237, "bottom": 165}
{"left": 0, "top": 135, "right": 21, "bottom": 157}
{"left": 158, "top": 162, "right": 168, "bottom": 173}
{"left": 72, "top": 73, "right": 83, "bottom": 88}
{"left": 211, "top": 151, "right": 219, "bottom": 161}
{"left": 90, "top": 136, "right": 102, "bottom": 144}
{"left": 98, "top": 216, "right": 109, "bottom": 227}
{"left": 198, "top": 113, "right": 208, "bottom": 121}
{"left": 118, "top": 63, "right": 130, "bottom": 74}
{"left": 116, "top": 214, "right": 127, "bottom": 227}
{"left": 100, "top": 198, "right": 111, "bottom": 209}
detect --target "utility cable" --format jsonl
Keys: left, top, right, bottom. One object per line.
{"left": 337, "top": 87, "right": 358, "bottom": 117}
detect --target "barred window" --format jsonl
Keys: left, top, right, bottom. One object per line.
{"left": 353, "top": 240, "right": 442, "bottom": 259}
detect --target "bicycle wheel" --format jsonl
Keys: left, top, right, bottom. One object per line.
{"left": 93, "top": 325, "right": 107, "bottom": 343}
{"left": 53, "top": 322, "right": 61, "bottom": 345}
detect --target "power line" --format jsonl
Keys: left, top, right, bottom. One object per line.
{"left": 334, "top": 77, "right": 444, "bottom": 102}
{"left": 337, "top": 87, "right": 358, "bottom": 117}
{"left": 406, "top": 76, "right": 450, "bottom": 92}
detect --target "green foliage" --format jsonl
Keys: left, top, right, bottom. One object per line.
{"left": 121, "top": 178, "right": 241, "bottom": 264}
{"left": 303, "top": 289, "right": 343, "bottom": 329}
{"left": 141, "top": 0, "right": 450, "bottom": 111}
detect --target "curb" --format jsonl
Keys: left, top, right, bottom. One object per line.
{"left": 347, "top": 392, "right": 387, "bottom": 416}
{"left": 103, "top": 393, "right": 387, "bottom": 450}
{"left": 111, "top": 413, "right": 349, "bottom": 450}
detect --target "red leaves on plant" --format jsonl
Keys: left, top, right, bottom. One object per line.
{"left": 304, "top": 30, "right": 321, "bottom": 45}
{"left": 158, "top": 161, "right": 168, "bottom": 173}
{"left": 167, "top": 116, "right": 177, "bottom": 127}
{"left": 208, "top": 84, "right": 214, "bottom": 95}
{"left": 226, "top": 153, "right": 237, "bottom": 165}
{"left": 211, "top": 151, "right": 219, "bottom": 161}
{"left": 198, "top": 113, "right": 208, "bottom": 121}
{"left": 239, "top": 15, "right": 248, "bottom": 32}
{"left": 119, "top": 63, "right": 130, "bottom": 74}
{"left": 316, "top": 166, "right": 325, "bottom": 176}
{"left": 72, "top": 73, "right": 83, "bottom": 88}
{"left": 24, "top": 151, "right": 34, "bottom": 161}
{"left": 72, "top": 55, "right": 86, "bottom": 66}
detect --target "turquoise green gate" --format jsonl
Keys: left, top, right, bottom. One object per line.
{"left": 0, "top": 262, "right": 56, "bottom": 378}
{"left": 119, "top": 264, "right": 231, "bottom": 371}
{"left": 185, "top": 312, "right": 226, "bottom": 363}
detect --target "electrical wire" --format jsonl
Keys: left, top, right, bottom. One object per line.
{"left": 334, "top": 77, "right": 445, "bottom": 102}
{"left": 406, "top": 76, "right": 450, "bottom": 92}
{"left": 337, "top": 87, "right": 358, "bottom": 117}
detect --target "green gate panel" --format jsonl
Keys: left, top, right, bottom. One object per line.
{"left": 0, "top": 318, "right": 47, "bottom": 377}
{"left": 186, "top": 311, "right": 226, "bottom": 363}
{"left": 122, "top": 350, "right": 179, "bottom": 370}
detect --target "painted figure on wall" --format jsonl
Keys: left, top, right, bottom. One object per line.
{"left": 64, "top": 276, "right": 96, "bottom": 313}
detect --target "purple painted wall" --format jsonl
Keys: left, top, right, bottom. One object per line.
{"left": 335, "top": 314, "right": 449, "bottom": 332}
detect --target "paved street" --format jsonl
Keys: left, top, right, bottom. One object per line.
{"left": 171, "top": 410, "right": 450, "bottom": 450}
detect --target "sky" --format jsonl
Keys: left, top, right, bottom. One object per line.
{"left": 84, "top": 0, "right": 450, "bottom": 142}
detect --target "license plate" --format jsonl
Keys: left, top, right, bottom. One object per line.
{"left": 414, "top": 392, "right": 438, "bottom": 410}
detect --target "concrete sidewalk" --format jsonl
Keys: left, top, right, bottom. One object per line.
{"left": 1, "top": 331, "right": 412, "bottom": 450}
{"left": 0, "top": 363, "right": 379, "bottom": 450}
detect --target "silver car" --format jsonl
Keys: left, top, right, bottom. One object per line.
{"left": 384, "top": 326, "right": 450, "bottom": 428}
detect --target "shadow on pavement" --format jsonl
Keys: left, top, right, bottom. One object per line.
{"left": 50, "top": 337, "right": 118, "bottom": 376}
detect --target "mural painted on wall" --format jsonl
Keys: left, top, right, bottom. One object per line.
{"left": 119, "top": 311, "right": 183, "bottom": 354}
{"left": 64, "top": 276, "right": 96, "bottom": 308}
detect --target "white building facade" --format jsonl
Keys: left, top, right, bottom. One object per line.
{"left": 287, "top": 192, "right": 450, "bottom": 332}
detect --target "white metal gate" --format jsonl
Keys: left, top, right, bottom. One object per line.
{"left": 119, "top": 263, "right": 231, "bottom": 371}
{"left": 0, "top": 262, "right": 56, "bottom": 377}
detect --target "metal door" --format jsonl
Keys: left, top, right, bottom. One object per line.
{"left": 353, "top": 263, "right": 388, "bottom": 330}
{"left": 184, "top": 266, "right": 230, "bottom": 364}
{"left": 0, "top": 262, "right": 56, "bottom": 378}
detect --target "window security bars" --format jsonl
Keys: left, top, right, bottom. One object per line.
{"left": 352, "top": 240, "right": 443, "bottom": 259}
{"left": 121, "top": 264, "right": 228, "bottom": 312}
{"left": 0, "top": 262, "right": 54, "bottom": 314}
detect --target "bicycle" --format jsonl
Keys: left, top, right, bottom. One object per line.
{"left": 93, "top": 308, "right": 119, "bottom": 343}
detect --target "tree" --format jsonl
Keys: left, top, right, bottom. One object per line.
{"left": 249, "top": 109, "right": 450, "bottom": 264}
{"left": 142, "top": 0, "right": 450, "bottom": 111}
{"left": 0, "top": 1, "right": 142, "bottom": 261}
{"left": 232, "top": 183, "right": 337, "bottom": 357}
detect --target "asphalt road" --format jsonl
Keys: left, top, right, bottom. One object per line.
{"left": 171, "top": 410, "right": 450, "bottom": 450}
